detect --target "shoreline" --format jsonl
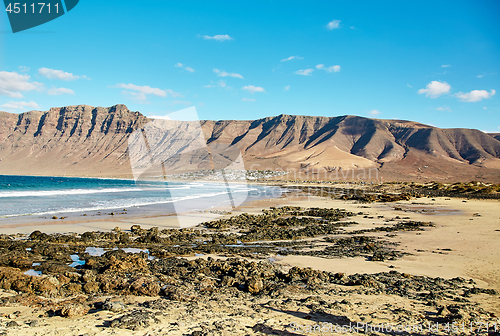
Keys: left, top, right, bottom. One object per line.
{"left": 0, "top": 176, "right": 287, "bottom": 232}
{"left": 0, "top": 182, "right": 498, "bottom": 335}
{"left": 1, "top": 188, "right": 499, "bottom": 288}
{"left": 0, "top": 188, "right": 289, "bottom": 235}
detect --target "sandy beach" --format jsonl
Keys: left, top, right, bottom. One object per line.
{"left": 0, "top": 185, "right": 498, "bottom": 335}
{"left": 2, "top": 0, "right": 499, "bottom": 334}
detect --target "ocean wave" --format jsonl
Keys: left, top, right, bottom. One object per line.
{"left": 135, "top": 184, "right": 191, "bottom": 190}
{"left": 0, "top": 187, "right": 142, "bottom": 198}
{"left": 0, "top": 185, "right": 196, "bottom": 198}
{"left": 2, "top": 189, "right": 250, "bottom": 218}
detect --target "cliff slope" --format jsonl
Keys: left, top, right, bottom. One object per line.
{"left": 1, "top": 105, "right": 499, "bottom": 182}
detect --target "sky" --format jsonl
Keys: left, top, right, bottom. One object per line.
{"left": 0, "top": 0, "right": 499, "bottom": 131}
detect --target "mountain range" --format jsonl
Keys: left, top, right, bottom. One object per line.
{"left": 1, "top": 104, "right": 499, "bottom": 182}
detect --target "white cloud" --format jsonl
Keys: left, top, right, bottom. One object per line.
{"left": 213, "top": 68, "right": 243, "bottom": 79}
{"left": 483, "top": 107, "right": 487, "bottom": 110}
{"left": 284, "top": 85, "right": 290, "bottom": 91}
{"left": 327, "top": 20, "right": 341, "bottom": 30}
{"left": 115, "top": 83, "right": 182, "bottom": 101}
{"left": 295, "top": 69, "right": 314, "bottom": 76}
{"left": 368, "top": 109, "right": 381, "bottom": 116}
{"left": 117, "top": 84, "right": 165, "bottom": 96}
{"left": 1, "top": 100, "right": 39, "bottom": 111}
{"left": 19, "top": 66, "right": 30, "bottom": 72}
{"left": 436, "top": 106, "right": 451, "bottom": 112}
{"left": 201, "top": 34, "right": 233, "bottom": 41}
{"left": 47, "top": 87, "right": 75, "bottom": 95}
{"left": 407, "top": 83, "right": 413, "bottom": 88}
{"left": 418, "top": 80, "right": 451, "bottom": 98}
{"left": 281, "top": 56, "right": 303, "bottom": 62}
{"left": 175, "top": 63, "right": 195, "bottom": 73}
{"left": 326, "top": 65, "right": 341, "bottom": 73}
{"left": 455, "top": 89, "right": 495, "bottom": 102}
{"left": 0, "top": 71, "right": 43, "bottom": 98}
{"left": 316, "top": 64, "right": 341, "bottom": 73}
{"left": 165, "top": 89, "right": 182, "bottom": 97}
{"left": 350, "top": 26, "right": 355, "bottom": 29}
{"left": 477, "top": 75, "right": 484, "bottom": 78}
{"left": 38, "top": 67, "right": 85, "bottom": 81}
{"left": 242, "top": 85, "right": 265, "bottom": 94}
{"left": 441, "top": 64, "right": 451, "bottom": 68}
{"left": 242, "top": 98, "right": 256, "bottom": 102}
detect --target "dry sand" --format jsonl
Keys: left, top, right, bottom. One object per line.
{"left": 273, "top": 197, "right": 500, "bottom": 290}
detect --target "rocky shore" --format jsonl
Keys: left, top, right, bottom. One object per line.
{"left": 271, "top": 181, "right": 500, "bottom": 201}
{"left": 0, "top": 199, "right": 498, "bottom": 335}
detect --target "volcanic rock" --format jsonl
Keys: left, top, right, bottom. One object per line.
{"left": 61, "top": 303, "right": 88, "bottom": 317}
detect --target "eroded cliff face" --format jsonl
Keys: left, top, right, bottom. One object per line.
{"left": 0, "top": 105, "right": 149, "bottom": 176}
{"left": 201, "top": 114, "right": 500, "bottom": 180}
{"left": 1, "top": 104, "right": 499, "bottom": 181}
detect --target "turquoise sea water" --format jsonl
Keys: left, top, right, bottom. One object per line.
{"left": 0, "top": 175, "right": 283, "bottom": 220}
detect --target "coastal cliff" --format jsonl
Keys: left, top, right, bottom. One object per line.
{"left": 1, "top": 104, "right": 499, "bottom": 181}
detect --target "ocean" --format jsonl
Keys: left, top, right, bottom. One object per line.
{"left": 0, "top": 175, "right": 283, "bottom": 222}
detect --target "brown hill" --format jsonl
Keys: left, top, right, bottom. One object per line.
{"left": 489, "top": 133, "right": 500, "bottom": 142}
{"left": 0, "top": 104, "right": 499, "bottom": 182}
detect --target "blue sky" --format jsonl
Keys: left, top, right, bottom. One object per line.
{"left": 0, "top": 0, "right": 499, "bottom": 131}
